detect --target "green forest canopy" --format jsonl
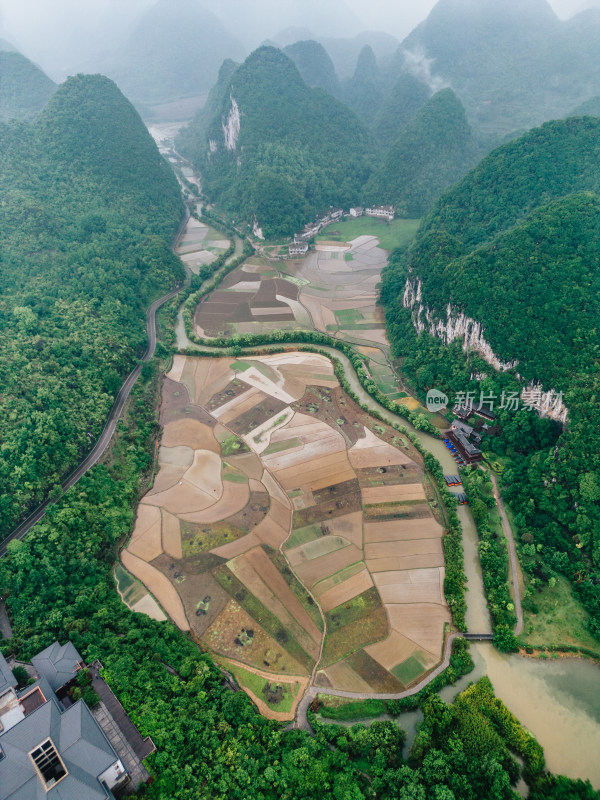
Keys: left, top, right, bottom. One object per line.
{"left": 365, "top": 88, "right": 481, "bottom": 216}
{"left": 0, "top": 50, "right": 57, "bottom": 121}
{"left": 382, "top": 116, "right": 600, "bottom": 639}
{"left": 0, "top": 73, "right": 183, "bottom": 538}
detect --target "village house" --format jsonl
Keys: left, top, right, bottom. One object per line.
{"left": 289, "top": 240, "right": 308, "bottom": 256}
{"left": 448, "top": 428, "right": 482, "bottom": 464}
{"left": 365, "top": 205, "right": 395, "bottom": 221}
{"left": 451, "top": 419, "right": 474, "bottom": 437}
{"left": 349, "top": 207, "right": 364, "bottom": 217}
{"left": 472, "top": 402, "right": 496, "bottom": 421}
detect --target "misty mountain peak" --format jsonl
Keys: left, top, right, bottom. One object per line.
{"left": 353, "top": 45, "right": 379, "bottom": 81}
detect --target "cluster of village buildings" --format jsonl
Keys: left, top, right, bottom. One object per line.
{"left": 288, "top": 205, "right": 395, "bottom": 255}
{"left": 446, "top": 403, "right": 497, "bottom": 465}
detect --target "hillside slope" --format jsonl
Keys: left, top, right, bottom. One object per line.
{"left": 343, "top": 44, "right": 384, "bottom": 122}
{"left": 178, "top": 46, "right": 372, "bottom": 238}
{"left": 366, "top": 88, "right": 479, "bottom": 215}
{"left": 372, "top": 72, "right": 431, "bottom": 148}
{"left": 0, "top": 50, "right": 56, "bottom": 121}
{"left": 395, "top": 0, "right": 600, "bottom": 138}
{"left": 283, "top": 40, "right": 341, "bottom": 97}
{"left": 382, "top": 117, "right": 600, "bottom": 635}
{"left": 0, "top": 74, "right": 183, "bottom": 536}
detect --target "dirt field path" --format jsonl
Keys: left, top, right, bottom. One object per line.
{"left": 290, "top": 632, "right": 462, "bottom": 731}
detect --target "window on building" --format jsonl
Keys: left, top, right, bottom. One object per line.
{"left": 29, "top": 738, "right": 67, "bottom": 789}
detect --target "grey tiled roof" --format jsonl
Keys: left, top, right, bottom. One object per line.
{"left": 0, "top": 651, "right": 17, "bottom": 696}
{"left": 0, "top": 698, "right": 117, "bottom": 800}
{"left": 31, "top": 642, "right": 83, "bottom": 692}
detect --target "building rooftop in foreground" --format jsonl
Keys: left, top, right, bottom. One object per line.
{"left": 0, "top": 646, "right": 127, "bottom": 800}
{"left": 0, "top": 696, "right": 125, "bottom": 799}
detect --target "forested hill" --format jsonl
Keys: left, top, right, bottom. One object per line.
{"left": 0, "top": 50, "right": 56, "bottom": 121}
{"left": 0, "top": 74, "right": 183, "bottom": 537}
{"left": 395, "top": 0, "right": 600, "bottom": 138}
{"left": 372, "top": 73, "right": 431, "bottom": 149}
{"left": 283, "top": 40, "right": 341, "bottom": 97}
{"left": 177, "top": 46, "right": 372, "bottom": 238}
{"left": 382, "top": 116, "right": 600, "bottom": 635}
{"left": 36, "top": 74, "right": 180, "bottom": 226}
{"left": 365, "top": 88, "right": 480, "bottom": 216}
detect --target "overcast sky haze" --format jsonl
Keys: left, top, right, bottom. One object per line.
{"left": 1, "top": 0, "right": 599, "bottom": 77}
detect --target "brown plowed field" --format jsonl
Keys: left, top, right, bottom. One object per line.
{"left": 345, "top": 649, "right": 404, "bottom": 693}
{"left": 365, "top": 629, "right": 420, "bottom": 672}
{"left": 364, "top": 539, "right": 443, "bottom": 561}
{"left": 320, "top": 661, "right": 374, "bottom": 693}
{"left": 386, "top": 603, "right": 450, "bottom": 658}
{"left": 322, "top": 511, "right": 363, "bottom": 547}
{"left": 316, "top": 569, "right": 373, "bottom": 613}
{"left": 128, "top": 505, "right": 163, "bottom": 562}
{"left": 367, "top": 553, "right": 445, "bottom": 572}
{"left": 127, "top": 353, "right": 450, "bottom": 700}
{"left": 294, "top": 544, "right": 363, "bottom": 587}
{"left": 179, "top": 479, "right": 249, "bottom": 524}
{"left": 161, "top": 509, "right": 182, "bottom": 559}
{"left": 121, "top": 550, "right": 188, "bottom": 631}
{"left": 362, "top": 484, "right": 426, "bottom": 504}
{"left": 364, "top": 518, "right": 443, "bottom": 542}
{"left": 161, "top": 419, "right": 218, "bottom": 450}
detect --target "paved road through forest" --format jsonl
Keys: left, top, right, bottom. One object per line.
{"left": 0, "top": 211, "right": 190, "bottom": 557}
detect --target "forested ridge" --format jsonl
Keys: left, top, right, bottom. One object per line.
{"left": 365, "top": 88, "right": 481, "bottom": 216}
{"left": 382, "top": 116, "right": 600, "bottom": 640}
{"left": 177, "top": 46, "right": 373, "bottom": 238}
{"left": 0, "top": 73, "right": 183, "bottom": 538}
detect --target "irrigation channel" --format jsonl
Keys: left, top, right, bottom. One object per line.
{"left": 3, "top": 123, "right": 599, "bottom": 788}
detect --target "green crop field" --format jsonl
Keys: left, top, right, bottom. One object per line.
{"left": 317, "top": 217, "right": 421, "bottom": 251}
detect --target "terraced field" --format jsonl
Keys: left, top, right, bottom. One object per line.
{"left": 123, "top": 353, "right": 451, "bottom": 719}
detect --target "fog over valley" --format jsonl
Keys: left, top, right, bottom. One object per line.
{"left": 1, "top": 0, "right": 599, "bottom": 78}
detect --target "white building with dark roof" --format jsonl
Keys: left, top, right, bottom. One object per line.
{"left": 288, "top": 241, "right": 308, "bottom": 256}
{"left": 365, "top": 205, "right": 395, "bottom": 221}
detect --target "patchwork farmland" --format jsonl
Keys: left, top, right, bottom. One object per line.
{"left": 193, "top": 237, "right": 409, "bottom": 402}
{"left": 123, "top": 353, "right": 450, "bottom": 719}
